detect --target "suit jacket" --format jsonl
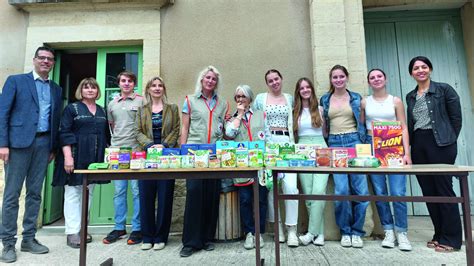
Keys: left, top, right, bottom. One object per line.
{"left": 0, "top": 72, "right": 62, "bottom": 151}
{"left": 135, "top": 102, "right": 181, "bottom": 149}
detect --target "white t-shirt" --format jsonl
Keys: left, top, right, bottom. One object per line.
{"left": 298, "top": 108, "right": 323, "bottom": 137}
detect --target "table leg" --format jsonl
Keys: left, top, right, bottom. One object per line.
{"left": 79, "top": 175, "right": 89, "bottom": 266}
{"left": 253, "top": 176, "right": 262, "bottom": 266}
{"left": 273, "top": 171, "right": 280, "bottom": 266}
{"left": 460, "top": 175, "right": 473, "bottom": 266}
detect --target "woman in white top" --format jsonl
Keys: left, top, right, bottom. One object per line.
{"left": 361, "top": 68, "right": 412, "bottom": 251}
{"left": 292, "top": 77, "right": 328, "bottom": 246}
{"left": 253, "top": 69, "right": 299, "bottom": 247}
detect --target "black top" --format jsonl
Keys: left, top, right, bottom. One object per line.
{"left": 53, "top": 101, "right": 110, "bottom": 186}
{"left": 152, "top": 111, "right": 163, "bottom": 144}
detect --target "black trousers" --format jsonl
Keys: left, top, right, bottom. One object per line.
{"left": 412, "top": 129, "right": 462, "bottom": 249}
{"left": 182, "top": 179, "right": 221, "bottom": 249}
{"left": 138, "top": 179, "right": 175, "bottom": 244}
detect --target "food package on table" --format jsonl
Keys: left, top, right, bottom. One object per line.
{"left": 158, "top": 156, "right": 170, "bottom": 169}
{"left": 276, "top": 160, "right": 289, "bottom": 167}
{"left": 295, "top": 144, "right": 320, "bottom": 160}
{"left": 316, "top": 148, "right": 332, "bottom": 167}
{"left": 181, "top": 155, "right": 195, "bottom": 168}
{"left": 181, "top": 144, "right": 199, "bottom": 156}
{"left": 162, "top": 148, "right": 181, "bottom": 156}
{"left": 144, "top": 160, "right": 158, "bottom": 169}
{"left": 264, "top": 153, "right": 278, "bottom": 167}
{"left": 348, "top": 157, "right": 381, "bottom": 168}
{"left": 194, "top": 150, "right": 210, "bottom": 168}
{"left": 169, "top": 155, "right": 182, "bottom": 168}
{"left": 248, "top": 149, "right": 264, "bottom": 167}
{"left": 147, "top": 147, "right": 163, "bottom": 160}
{"left": 236, "top": 149, "right": 249, "bottom": 167}
{"left": 130, "top": 159, "right": 144, "bottom": 169}
{"left": 104, "top": 147, "right": 120, "bottom": 163}
{"left": 265, "top": 143, "right": 279, "bottom": 156}
{"left": 278, "top": 142, "right": 295, "bottom": 156}
{"left": 208, "top": 154, "right": 220, "bottom": 168}
{"left": 355, "top": 144, "right": 372, "bottom": 157}
{"left": 220, "top": 149, "right": 236, "bottom": 167}
{"left": 332, "top": 148, "right": 349, "bottom": 167}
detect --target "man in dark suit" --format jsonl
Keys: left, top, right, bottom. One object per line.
{"left": 0, "top": 46, "right": 62, "bottom": 263}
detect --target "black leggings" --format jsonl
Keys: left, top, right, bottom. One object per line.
{"left": 411, "top": 129, "right": 462, "bottom": 249}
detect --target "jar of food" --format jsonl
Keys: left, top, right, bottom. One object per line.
{"left": 119, "top": 147, "right": 132, "bottom": 169}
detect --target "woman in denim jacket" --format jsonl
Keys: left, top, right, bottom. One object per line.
{"left": 405, "top": 56, "right": 462, "bottom": 253}
{"left": 320, "top": 65, "right": 368, "bottom": 248}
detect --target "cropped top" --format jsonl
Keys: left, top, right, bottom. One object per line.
{"left": 365, "top": 95, "right": 396, "bottom": 130}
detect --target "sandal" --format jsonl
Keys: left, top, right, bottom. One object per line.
{"left": 434, "top": 244, "right": 459, "bottom": 253}
{"left": 427, "top": 240, "right": 439, "bottom": 248}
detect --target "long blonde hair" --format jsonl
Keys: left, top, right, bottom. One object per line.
{"left": 293, "top": 77, "right": 322, "bottom": 139}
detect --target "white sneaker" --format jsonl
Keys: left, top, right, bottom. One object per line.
{"left": 313, "top": 234, "right": 325, "bottom": 246}
{"left": 298, "top": 232, "right": 315, "bottom": 246}
{"left": 397, "top": 232, "right": 412, "bottom": 251}
{"left": 340, "top": 235, "right": 352, "bottom": 247}
{"left": 141, "top": 243, "right": 152, "bottom": 250}
{"left": 278, "top": 222, "right": 285, "bottom": 243}
{"left": 244, "top": 233, "right": 254, "bottom": 250}
{"left": 287, "top": 225, "right": 299, "bottom": 247}
{"left": 153, "top": 242, "right": 165, "bottom": 250}
{"left": 351, "top": 235, "right": 363, "bottom": 248}
{"left": 381, "top": 230, "right": 395, "bottom": 248}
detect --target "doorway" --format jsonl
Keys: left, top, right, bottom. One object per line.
{"left": 42, "top": 50, "right": 98, "bottom": 225}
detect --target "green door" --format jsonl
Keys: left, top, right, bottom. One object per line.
{"left": 364, "top": 10, "right": 474, "bottom": 215}
{"left": 43, "top": 52, "right": 64, "bottom": 225}
{"left": 90, "top": 46, "right": 143, "bottom": 224}
{"left": 42, "top": 46, "right": 143, "bottom": 225}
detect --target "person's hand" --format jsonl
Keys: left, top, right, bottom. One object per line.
{"left": 236, "top": 102, "right": 246, "bottom": 117}
{"left": 151, "top": 144, "right": 164, "bottom": 148}
{"left": 64, "top": 156, "right": 74, "bottom": 174}
{"left": 403, "top": 154, "right": 412, "bottom": 165}
{"left": 0, "top": 147, "right": 9, "bottom": 164}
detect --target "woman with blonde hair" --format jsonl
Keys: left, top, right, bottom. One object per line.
{"left": 292, "top": 77, "right": 328, "bottom": 246}
{"left": 180, "top": 66, "right": 229, "bottom": 257}
{"left": 53, "top": 77, "right": 110, "bottom": 248}
{"left": 135, "top": 76, "right": 180, "bottom": 251}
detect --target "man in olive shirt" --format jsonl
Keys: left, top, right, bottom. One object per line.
{"left": 104, "top": 71, "right": 143, "bottom": 245}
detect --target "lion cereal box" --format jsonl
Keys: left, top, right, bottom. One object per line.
{"left": 372, "top": 121, "right": 404, "bottom": 167}
{"left": 316, "top": 148, "right": 331, "bottom": 167}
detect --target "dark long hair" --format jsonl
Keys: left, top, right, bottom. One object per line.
{"left": 293, "top": 78, "right": 322, "bottom": 139}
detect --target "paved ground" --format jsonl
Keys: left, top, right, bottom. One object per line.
{"left": 2, "top": 216, "right": 470, "bottom": 265}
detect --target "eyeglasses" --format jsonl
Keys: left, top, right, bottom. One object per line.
{"left": 35, "top": 56, "right": 55, "bottom": 62}
{"left": 235, "top": 95, "right": 247, "bottom": 99}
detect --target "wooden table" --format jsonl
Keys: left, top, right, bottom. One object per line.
{"left": 75, "top": 167, "right": 263, "bottom": 266}
{"left": 269, "top": 164, "right": 474, "bottom": 266}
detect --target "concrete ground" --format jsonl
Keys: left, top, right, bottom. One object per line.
{"left": 2, "top": 216, "right": 470, "bottom": 265}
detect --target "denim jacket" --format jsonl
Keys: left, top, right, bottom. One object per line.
{"left": 320, "top": 89, "right": 366, "bottom": 143}
{"left": 406, "top": 80, "right": 462, "bottom": 147}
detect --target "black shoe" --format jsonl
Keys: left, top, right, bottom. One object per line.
{"left": 87, "top": 233, "right": 92, "bottom": 243}
{"left": 203, "top": 242, "right": 215, "bottom": 251}
{"left": 180, "top": 246, "right": 194, "bottom": 257}
{"left": 20, "top": 239, "right": 49, "bottom": 254}
{"left": 127, "top": 231, "right": 142, "bottom": 245}
{"left": 103, "top": 230, "right": 127, "bottom": 244}
{"left": 0, "top": 245, "right": 16, "bottom": 263}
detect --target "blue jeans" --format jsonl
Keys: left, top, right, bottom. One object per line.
{"left": 366, "top": 135, "right": 408, "bottom": 232}
{"left": 114, "top": 179, "right": 140, "bottom": 231}
{"left": 1, "top": 135, "right": 50, "bottom": 246}
{"left": 239, "top": 185, "right": 268, "bottom": 234}
{"left": 328, "top": 132, "right": 369, "bottom": 236}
